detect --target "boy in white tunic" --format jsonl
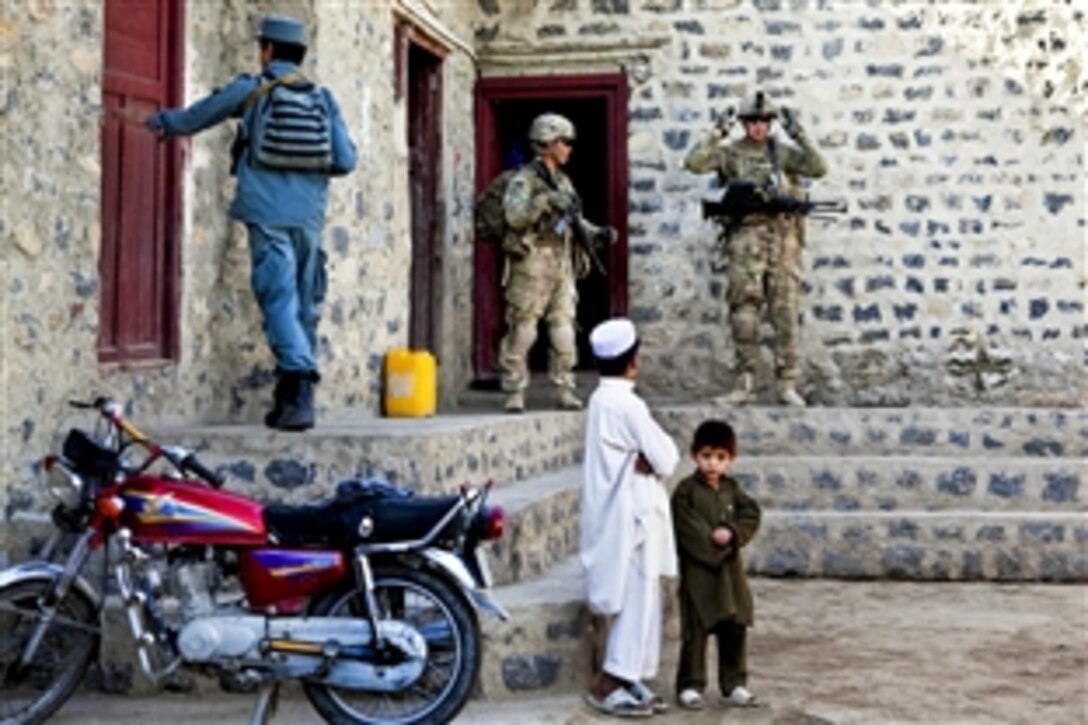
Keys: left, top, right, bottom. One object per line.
{"left": 581, "top": 318, "right": 680, "bottom": 717}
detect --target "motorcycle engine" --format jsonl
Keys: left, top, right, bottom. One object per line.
{"left": 134, "top": 547, "right": 232, "bottom": 635}
{"left": 169, "top": 561, "right": 217, "bottom": 620}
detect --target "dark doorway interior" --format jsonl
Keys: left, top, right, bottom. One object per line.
{"left": 473, "top": 73, "right": 629, "bottom": 381}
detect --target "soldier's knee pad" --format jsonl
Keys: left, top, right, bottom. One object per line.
{"left": 731, "top": 307, "right": 760, "bottom": 343}
{"left": 503, "top": 316, "right": 539, "bottom": 352}
{"left": 546, "top": 318, "right": 576, "bottom": 353}
{"left": 728, "top": 279, "right": 765, "bottom": 309}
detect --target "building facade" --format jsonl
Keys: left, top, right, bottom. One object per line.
{"left": 1, "top": 0, "right": 1084, "bottom": 519}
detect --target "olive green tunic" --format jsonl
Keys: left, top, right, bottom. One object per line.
{"left": 670, "top": 472, "right": 762, "bottom": 629}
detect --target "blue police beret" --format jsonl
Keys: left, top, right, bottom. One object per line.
{"left": 258, "top": 14, "right": 307, "bottom": 46}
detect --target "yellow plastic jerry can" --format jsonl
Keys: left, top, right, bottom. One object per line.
{"left": 383, "top": 348, "right": 437, "bottom": 417}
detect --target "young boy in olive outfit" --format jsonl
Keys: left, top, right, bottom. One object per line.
{"left": 671, "top": 420, "right": 762, "bottom": 710}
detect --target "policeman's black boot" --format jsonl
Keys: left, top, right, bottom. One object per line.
{"left": 264, "top": 374, "right": 295, "bottom": 429}
{"left": 274, "top": 371, "right": 318, "bottom": 432}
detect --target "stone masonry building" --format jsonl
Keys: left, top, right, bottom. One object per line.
{"left": 1, "top": 0, "right": 1084, "bottom": 524}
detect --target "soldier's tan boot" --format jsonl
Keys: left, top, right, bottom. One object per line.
{"left": 556, "top": 388, "right": 583, "bottom": 411}
{"left": 719, "top": 373, "right": 754, "bottom": 406}
{"left": 504, "top": 391, "right": 525, "bottom": 414}
{"left": 778, "top": 382, "right": 806, "bottom": 407}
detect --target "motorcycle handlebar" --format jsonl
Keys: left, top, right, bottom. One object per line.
{"left": 71, "top": 397, "right": 224, "bottom": 488}
{"left": 181, "top": 453, "right": 225, "bottom": 489}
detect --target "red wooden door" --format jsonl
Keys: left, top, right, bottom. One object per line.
{"left": 100, "top": 0, "right": 183, "bottom": 363}
{"left": 473, "top": 74, "right": 629, "bottom": 378}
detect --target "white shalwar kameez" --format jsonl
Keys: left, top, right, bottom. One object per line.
{"left": 580, "top": 377, "right": 680, "bottom": 682}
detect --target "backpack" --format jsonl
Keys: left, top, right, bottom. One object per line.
{"left": 474, "top": 167, "right": 521, "bottom": 243}
{"left": 241, "top": 72, "right": 333, "bottom": 172}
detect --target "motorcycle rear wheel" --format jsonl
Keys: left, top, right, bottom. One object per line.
{"left": 0, "top": 579, "right": 99, "bottom": 725}
{"left": 303, "top": 566, "right": 481, "bottom": 725}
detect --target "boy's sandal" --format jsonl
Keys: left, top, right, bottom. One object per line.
{"left": 584, "top": 688, "right": 653, "bottom": 718}
{"left": 627, "top": 681, "right": 668, "bottom": 713}
{"left": 678, "top": 688, "right": 705, "bottom": 710}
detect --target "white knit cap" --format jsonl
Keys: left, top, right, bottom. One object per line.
{"left": 590, "top": 318, "right": 638, "bottom": 359}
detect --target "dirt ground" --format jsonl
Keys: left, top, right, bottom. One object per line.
{"left": 51, "top": 578, "right": 1087, "bottom": 724}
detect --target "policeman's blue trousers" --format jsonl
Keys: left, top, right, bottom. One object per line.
{"left": 246, "top": 223, "right": 326, "bottom": 374}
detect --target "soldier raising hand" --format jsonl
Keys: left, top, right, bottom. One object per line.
{"left": 685, "top": 91, "right": 827, "bottom": 407}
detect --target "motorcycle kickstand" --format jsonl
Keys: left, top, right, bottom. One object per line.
{"left": 248, "top": 682, "right": 280, "bottom": 725}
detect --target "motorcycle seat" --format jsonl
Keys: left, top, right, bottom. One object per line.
{"left": 264, "top": 488, "right": 462, "bottom": 549}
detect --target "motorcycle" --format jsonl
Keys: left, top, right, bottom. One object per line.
{"left": 0, "top": 398, "right": 507, "bottom": 725}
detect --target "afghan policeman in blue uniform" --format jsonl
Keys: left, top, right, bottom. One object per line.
{"left": 121, "top": 14, "right": 357, "bottom": 431}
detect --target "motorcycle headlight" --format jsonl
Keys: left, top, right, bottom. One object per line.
{"left": 43, "top": 456, "right": 84, "bottom": 508}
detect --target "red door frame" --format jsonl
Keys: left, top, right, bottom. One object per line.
{"left": 472, "top": 73, "right": 629, "bottom": 377}
{"left": 99, "top": 0, "right": 184, "bottom": 363}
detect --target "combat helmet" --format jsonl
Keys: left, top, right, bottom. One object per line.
{"left": 736, "top": 91, "right": 778, "bottom": 120}
{"left": 529, "top": 113, "right": 577, "bottom": 145}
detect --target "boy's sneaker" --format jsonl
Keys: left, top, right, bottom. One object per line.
{"left": 722, "top": 685, "right": 759, "bottom": 707}
{"left": 677, "top": 688, "right": 704, "bottom": 710}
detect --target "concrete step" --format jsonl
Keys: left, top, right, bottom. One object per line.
{"left": 748, "top": 510, "right": 1087, "bottom": 581}
{"left": 455, "top": 373, "right": 598, "bottom": 413}
{"left": 139, "top": 406, "right": 1086, "bottom": 512}
{"left": 150, "top": 412, "right": 585, "bottom": 502}
{"left": 483, "top": 454, "right": 1083, "bottom": 589}
{"left": 655, "top": 405, "right": 1088, "bottom": 458}
{"left": 486, "top": 466, "right": 581, "bottom": 586}
{"left": 731, "top": 455, "right": 1084, "bottom": 512}
{"left": 479, "top": 556, "right": 590, "bottom": 700}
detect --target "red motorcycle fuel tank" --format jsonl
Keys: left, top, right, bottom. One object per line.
{"left": 118, "top": 476, "right": 267, "bottom": 546}
{"left": 240, "top": 549, "right": 347, "bottom": 610}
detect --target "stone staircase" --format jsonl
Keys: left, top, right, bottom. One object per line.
{"left": 14, "top": 404, "right": 1083, "bottom": 700}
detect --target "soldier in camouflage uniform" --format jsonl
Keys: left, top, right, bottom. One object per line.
{"left": 684, "top": 91, "right": 827, "bottom": 407}
{"left": 499, "top": 113, "right": 616, "bottom": 413}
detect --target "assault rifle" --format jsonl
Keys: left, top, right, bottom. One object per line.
{"left": 702, "top": 181, "right": 848, "bottom": 223}
{"left": 554, "top": 197, "right": 609, "bottom": 277}
{"left": 532, "top": 161, "right": 609, "bottom": 277}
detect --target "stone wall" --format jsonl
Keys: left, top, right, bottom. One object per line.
{"left": 475, "top": 0, "right": 1086, "bottom": 406}
{"left": 0, "top": 1, "right": 479, "bottom": 521}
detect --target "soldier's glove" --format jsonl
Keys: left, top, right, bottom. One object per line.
{"left": 714, "top": 107, "right": 736, "bottom": 137}
{"left": 594, "top": 227, "right": 618, "bottom": 246}
{"left": 780, "top": 107, "right": 805, "bottom": 140}
{"left": 547, "top": 190, "right": 575, "bottom": 214}
{"left": 502, "top": 236, "right": 532, "bottom": 260}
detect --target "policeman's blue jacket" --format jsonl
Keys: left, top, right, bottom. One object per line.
{"left": 148, "top": 60, "right": 357, "bottom": 227}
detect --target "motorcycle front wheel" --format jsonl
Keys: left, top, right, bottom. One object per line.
{"left": 0, "top": 579, "right": 99, "bottom": 725}
{"left": 303, "top": 566, "right": 481, "bottom": 725}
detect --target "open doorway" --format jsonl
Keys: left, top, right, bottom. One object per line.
{"left": 473, "top": 74, "right": 629, "bottom": 380}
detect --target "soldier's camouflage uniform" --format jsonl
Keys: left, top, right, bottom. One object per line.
{"left": 684, "top": 133, "right": 827, "bottom": 387}
{"left": 499, "top": 159, "right": 607, "bottom": 400}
